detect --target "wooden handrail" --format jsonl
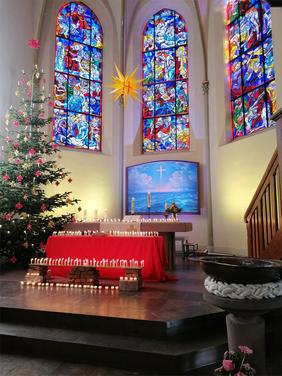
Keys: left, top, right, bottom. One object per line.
{"left": 244, "top": 149, "right": 278, "bottom": 222}
{"left": 244, "top": 149, "right": 281, "bottom": 258}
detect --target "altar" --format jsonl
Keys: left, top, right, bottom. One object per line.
{"left": 45, "top": 235, "right": 174, "bottom": 282}
{"left": 63, "top": 220, "right": 193, "bottom": 269}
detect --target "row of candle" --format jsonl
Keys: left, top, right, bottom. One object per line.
{"left": 53, "top": 231, "right": 97, "bottom": 236}
{"left": 77, "top": 217, "right": 179, "bottom": 223}
{"left": 109, "top": 231, "right": 159, "bottom": 237}
{"left": 53, "top": 230, "right": 159, "bottom": 237}
{"left": 30, "top": 257, "right": 145, "bottom": 268}
{"left": 120, "top": 276, "right": 138, "bottom": 281}
{"left": 21, "top": 281, "right": 119, "bottom": 290}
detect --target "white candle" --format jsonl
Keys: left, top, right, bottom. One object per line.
{"left": 103, "top": 208, "right": 108, "bottom": 219}
{"left": 83, "top": 209, "right": 87, "bottom": 220}
{"left": 165, "top": 202, "right": 168, "bottom": 210}
{"left": 131, "top": 197, "right": 135, "bottom": 214}
{"left": 94, "top": 209, "right": 98, "bottom": 219}
{"left": 147, "top": 192, "right": 151, "bottom": 208}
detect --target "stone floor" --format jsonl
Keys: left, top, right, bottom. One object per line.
{"left": 0, "top": 256, "right": 221, "bottom": 323}
{"left": 0, "top": 353, "right": 156, "bottom": 376}
{"left": 1, "top": 255, "right": 281, "bottom": 376}
{"left": 0, "top": 256, "right": 220, "bottom": 376}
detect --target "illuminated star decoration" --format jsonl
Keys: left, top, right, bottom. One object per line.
{"left": 108, "top": 65, "right": 143, "bottom": 108}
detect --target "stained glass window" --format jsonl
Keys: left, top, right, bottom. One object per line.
{"left": 225, "top": 0, "right": 276, "bottom": 139}
{"left": 142, "top": 9, "right": 189, "bottom": 152}
{"left": 53, "top": 2, "right": 103, "bottom": 150}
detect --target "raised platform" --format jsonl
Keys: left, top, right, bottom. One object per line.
{"left": 0, "top": 258, "right": 280, "bottom": 375}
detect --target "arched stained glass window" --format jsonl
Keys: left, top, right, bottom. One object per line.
{"left": 53, "top": 2, "right": 103, "bottom": 150}
{"left": 225, "top": 0, "right": 276, "bottom": 139}
{"left": 142, "top": 9, "right": 190, "bottom": 152}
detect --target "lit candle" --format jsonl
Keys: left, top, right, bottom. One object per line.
{"left": 131, "top": 197, "right": 135, "bottom": 215}
{"left": 103, "top": 208, "right": 108, "bottom": 219}
{"left": 147, "top": 192, "right": 151, "bottom": 208}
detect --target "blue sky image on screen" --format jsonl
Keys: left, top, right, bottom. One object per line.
{"left": 127, "top": 161, "right": 199, "bottom": 214}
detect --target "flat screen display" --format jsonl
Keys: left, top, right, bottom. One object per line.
{"left": 126, "top": 160, "right": 200, "bottom": 214}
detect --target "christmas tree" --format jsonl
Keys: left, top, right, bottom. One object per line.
{"left": 0, "top": 61, "right": 79, "bottom": 266}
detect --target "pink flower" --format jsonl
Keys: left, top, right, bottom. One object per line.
{"left": 236, "top": 372, "right": 247, "bottom": 376}
{"left": 23, "top": 193, "right": 28, "bottom": 201}
{"left": 48, "top": 100, "right": 53, "bottom": 107}
{"left": 16, "top": 175, "right": 23, "bottom": 182}
{"left": 15, "top": 158, "right": 22, "bottom": 165}
{"left": 15, "top": 202, "right": 23, "bottom": 210}
{"left": 238, "top": 346, "right": 253, "bottom": 355}
{"left": 2, "top": 174, "right": 10, "bottom": 181}
{"left": 35, "top": 170, "right": 41, "bottom": 177}
{"left": 39, "top": 112, "right": 45, "bottom": 119}
{"left": 35, "top": 158, "right": 44, "bottom": 165}
{"left": 5, "top": 213, "right": 11, "bottom": 221}
{"left": 24, "top": 117, "right": 30, "bottom": 124}
{"left": 13, "top": 120, "right": 19, "bottom": 127}
{"left": 52, "top": 143, "right": 59, "bottom": 150}
{"left": 5, "top": 135, "right": 10, "bottom": 142}
{"left": 28, "top": 39, "right": 40, "bottom": 49}
{"left": 13, "top": 142, "right": 20, "bottom": 149}
{"left": 222, "top": 359, "right": 235, "bottom": 372}
{"left": 41, "top": 203, "right": 47, "bottom": 212}
{"left": 28, "top": 148, "right": 36, "bottom": 156}
{"left": 27, "top": 223, "right": 32, "bottom": 231}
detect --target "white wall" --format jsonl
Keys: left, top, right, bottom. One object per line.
{"left": 3, "top": 0, "right": 280, "bottom": 251}
{"left": 208, "top": 0, "right": 281, "bottom": 255}
{"left": 0, "top": 0, "right": 35, "bottom": 160}
{"left": 38, "top": 0, "right": 123, "bottom": 220}
{"left": 124, "top": 0, "right": 210, "bottom": 247}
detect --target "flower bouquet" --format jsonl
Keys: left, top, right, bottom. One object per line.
{"left": 214, "top": 345, "right": 256, "bottom": 376}
{"left": 165, "top": 202, "right": 181, "bottom": 220}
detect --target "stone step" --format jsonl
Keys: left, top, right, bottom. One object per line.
{"left": 0, "top": 321, "right": 227, "bottom": 374}
{"left": 0, "top": 306, "right": 226, "bottom": 339}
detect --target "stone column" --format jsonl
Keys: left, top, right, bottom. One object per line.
{"left": 226, "top": 313, "right": 266, "bottom": 376}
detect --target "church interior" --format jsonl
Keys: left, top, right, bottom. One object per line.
{"left": 0, "top": 0, "right": 282, "bottom": 375}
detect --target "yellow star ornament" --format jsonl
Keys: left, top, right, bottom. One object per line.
{"left": 108, "top": 65, "right": 143, "bottom": 108}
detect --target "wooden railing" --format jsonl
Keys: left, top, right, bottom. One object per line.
{"left": 244, "top": 149, "right": 281, "bottom": 258}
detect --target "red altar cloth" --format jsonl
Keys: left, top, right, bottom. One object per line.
{"left": 45, "top": 235, "right": 174, "bottom": 282}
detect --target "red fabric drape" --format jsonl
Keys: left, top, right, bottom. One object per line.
{"left": 45, "top": 235, "right": 175, "bottom": 282}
